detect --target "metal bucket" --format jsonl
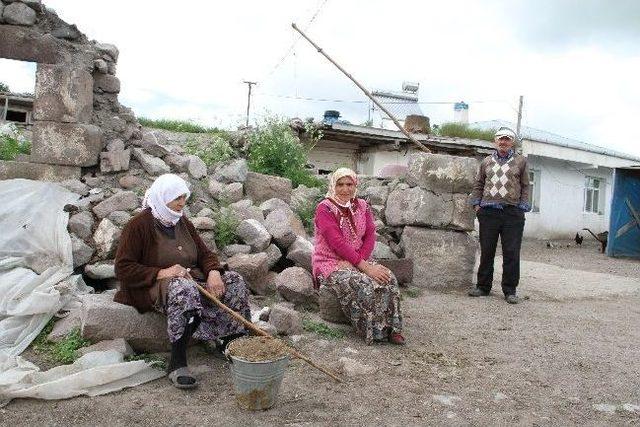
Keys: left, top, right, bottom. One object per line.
{"left": 228, "top": 350, "right": 290, "bottom": 410}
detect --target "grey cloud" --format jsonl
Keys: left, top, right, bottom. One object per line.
{"left": 495, "top": 0, "right": 640, "bottom": 50}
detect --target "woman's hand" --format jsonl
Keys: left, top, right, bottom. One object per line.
{"left": 357, "top": 261, "right": 391, "bottom": 285}
{"left": 157, "top": 264, "right": 189, "bottom": 280}
{"left": 474, "top": 205, "right": 481, "bottom": 212}
{"left": 206, "top": 270, "right": 225, "bottom": 298}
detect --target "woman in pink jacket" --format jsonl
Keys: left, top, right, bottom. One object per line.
{"left": 312, "top": 168, "right": 405, "bottom": 345}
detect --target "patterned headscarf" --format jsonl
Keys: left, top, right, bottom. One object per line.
{"left": 325, "top": 167, "right": 358, "bottom": 203}
{"left": 142, "top": 174, "right": 191, "bottom": 226}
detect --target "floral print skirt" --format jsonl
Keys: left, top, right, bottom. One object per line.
{"left": 154, "top": 271, "right": 250, "bottom": 343}
{"left": 319, "top": 269, "right": 403, "bottom": 345}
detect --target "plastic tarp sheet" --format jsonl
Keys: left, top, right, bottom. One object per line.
{"left": 0, "top": 179, "right": 163, "bottom": 405}
{"left": 607, "top": 169, "right": 640, "bottom": 259}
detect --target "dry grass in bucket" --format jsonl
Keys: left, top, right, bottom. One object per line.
{"left": 227, "top": 337, "right": 290, "bottom": 362}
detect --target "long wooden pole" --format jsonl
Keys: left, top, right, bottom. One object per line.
{"left": 195, "top": 284, "right": 343, "bottom": 383}
{"left": 291, "top": 23, "right": 431, "bottom": 153}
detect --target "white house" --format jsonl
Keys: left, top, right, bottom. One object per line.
{"left": 308, "top": 119, "right": 640, "bottom": 239}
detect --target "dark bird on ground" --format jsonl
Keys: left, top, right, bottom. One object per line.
{"left": 582, "top": 228, "right": 608, "bottom": 253}
{"left": 574, "top": 232, "right": 584, "bottom": 245}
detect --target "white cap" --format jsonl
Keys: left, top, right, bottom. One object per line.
{"left": 495, "top": 127, "right": 516, "bottom": 140}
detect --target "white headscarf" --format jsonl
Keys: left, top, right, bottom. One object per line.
{"left": 142, "top": 174, "right": 191, "bottom": 226}
{"left": 325, "top": 167, "right": 358, "bottom": 206}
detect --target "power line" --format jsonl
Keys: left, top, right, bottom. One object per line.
{"left": 255, "top": 92, "right": 510, "bottom": 105}
{"left": 262, "top": 0, "right": 329, "bottom": 81}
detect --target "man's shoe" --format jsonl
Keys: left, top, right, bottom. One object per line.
{"left": 505, "top": 294, "right": 519, "bottom": 304}
{"left": 468, "top": 287, "right": 490, "bottom": 297}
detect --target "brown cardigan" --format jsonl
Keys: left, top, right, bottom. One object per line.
{"left": 113, "top": 208, "right": 226, "bottom": 313}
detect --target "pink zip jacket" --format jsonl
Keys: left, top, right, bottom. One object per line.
{"left": 312, "top": 198, "right": 376, "bottom": 286}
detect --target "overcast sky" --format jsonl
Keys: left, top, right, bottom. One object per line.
{"left": 1, "top": 0, "right": 639, "bottom": 156}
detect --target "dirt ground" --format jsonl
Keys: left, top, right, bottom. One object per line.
{"left": 3, "top": 239, "right": 640, "bottom": 426}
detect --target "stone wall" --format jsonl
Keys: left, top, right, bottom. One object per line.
{"left": 1, "top": 2, "right": 480, "bottom": 347}
{"left": 0, "top": 0, "right": 140, "bottom": 181}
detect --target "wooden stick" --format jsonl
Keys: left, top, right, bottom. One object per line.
{"left": 291, "top": 22, "right": 431, "bottom": 154}
{"left": 195, "top": 284, "right": 343, "bottom": 383}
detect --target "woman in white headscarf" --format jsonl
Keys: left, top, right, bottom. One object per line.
{"left": 312, "top": 168, "right": 405, "bottom": 345}
{"left": 114, "top": 174, "right": 250, "bottom": 389}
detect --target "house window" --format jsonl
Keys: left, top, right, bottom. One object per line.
{"left": 584, "top": 176, "right": 603, "bottom": 214}
{"left": 528, "top": 169, "right": 541, "bottom": 212}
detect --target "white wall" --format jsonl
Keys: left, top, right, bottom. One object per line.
{"left": 524, "top": 155, "right": 611, "bottom": 239}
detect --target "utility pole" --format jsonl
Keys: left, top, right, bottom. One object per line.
{"left": 243, "top": 80, "right": 257, "bottom": 127}
{"left": 516, "top": 95, "right": 523, "bottom": 137}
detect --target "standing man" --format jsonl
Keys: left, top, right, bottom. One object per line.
{"left": 468, "top": 127, "right": 531, "bottom": 304}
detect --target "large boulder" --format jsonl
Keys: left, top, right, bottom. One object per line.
{"left": 264, "top": 209, "right": 297, "bottom": 248}
{"left": 78, "top": 338, "right": 134, "bottom": 357}
{"left": 132, "top": 148, "right": 170, "bottom": 175}
{"left": 286, "top": 237, "right": 314, "bottom": 272}
{"left": 378, "top": 258, "right": 414, "bottom": 285}
{"left": 244, "top": 171, "right": 292, "bottom": 204}
{"left": 71, "top": 234, "right": 94, "bottom": 268}
{"left": 84, "top": 262, "right": 116, "bottom": 280}
{"left": 212, "top": 159, "right": 248, "bottom": 183}
{"left": 31, "top": 122, "right": 103, "bottom": 167}
{"left": 362, "top": 185, "right": 389, "bottom": 206}
{"left": 268, "top": 302, "right": 303, "bottom": 336}
{"left": 226, "top": 252, "right": 269, "bottom": 295}
{"left": 236, "top": 219, "right": 271, "bottom": 252}
{"left": 372, "top": 241, "right": 397, "bottom": 259}
{"left": 275, "top": 267, "right": 317, "bottom": 307}
{"left": 290, "top": 185, "right": 322, "bottom": 211}
{"left": 92, "top": 191, "right": 138, "bottom": 219}
{"left": 223, "top": 244, "right": 252, "bottom": 257}
{"left": 186, "top": 155, "right": 207, "bottom": 179}
{"left": 401, "top": 227, "right": 476, "bottom": 290}
{"left": 100, "top": 149, "right": 131, "bottom": 173}
{"left": 406, "top": 152, "right": 478, "bottom": 194}
{"left": 93, "top": 218, "right": 121, "bottom": 258}
{"left": 318, "top": 285, "right": 349, "bottom": 324}
{"left": 259, "top": 198, "right": 291, "bottom": 217}
{"left": 265, "top": 243, "right": 282, "bottom": 270}
{"left": 81, "top": 293, "right": 168, "bottom": 352}
{"left": 228, "top": 200, "right": 265, "bottom": 225}
{"left": 3, "top": 2, "right": 36, "bottom": 25}
{"left": 385, "top": 186, "right": 474, "bottom": 231}
{"left": 68, "top": 211, "right": 94, "bottom": 240}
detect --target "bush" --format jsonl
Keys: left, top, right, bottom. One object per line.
{"left": 0, "top": 81, "right": 9, "bottom": 92}
{"left": 294, "top": 192, "right": 324, "bottom": 235}
{"left": 247, "top": 116, "right": 322, "bottom": 188}
{"left": 434, "top": 122, "right": 495, "bottom": 141}
{"left": 0, "top": 124, "right": 30, "bottom": 160}
{"left": 138, "top": 117, "right": 229, "bottom": 135}
{"left": 184, "top": 136, "right": 234, "bottom": 166}
{"left": 212, "top": 206, "right": 239, "bottom": 248}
